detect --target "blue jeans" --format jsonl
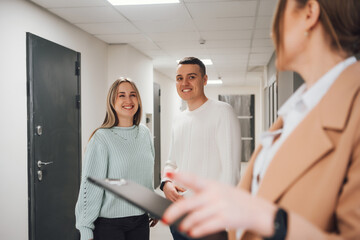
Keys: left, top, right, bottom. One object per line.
{"left": 170, "top": 225, "right": 193, "bottom": 240}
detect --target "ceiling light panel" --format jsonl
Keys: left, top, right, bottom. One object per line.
{"left": 31, "top": 0, "right": 106, "bottom": 8}
{"left": 107, "top": 0, "right": 179, "bottom": 5}
{"left": 49, "top": 6, "right": 126, "bottom": 24}
{"left": 207, "top": 79, "right": 223, "bottom": 85}
{"left": 202, "top": 59, "right": 213, "bottom": 65}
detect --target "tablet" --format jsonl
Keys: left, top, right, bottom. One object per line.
{"left": 88, "top": 177, "right": 227, "bottom": 240}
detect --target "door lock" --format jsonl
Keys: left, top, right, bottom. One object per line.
{"left": 37, "top": 170, "right": 43, "bottom": 181}
{"left": 36, "top": 125, "right": 43, "bottom": 136}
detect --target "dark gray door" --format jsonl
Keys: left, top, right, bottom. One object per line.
{"left": 27, "top": 33, "right": 81, "bottom": 240}
{"left": 153, "top": 83, "right": 161, "bottom": 188}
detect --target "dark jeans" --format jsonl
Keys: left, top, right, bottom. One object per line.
{"left": 170, "top": 225, "right": 193, "bottom": 240}
{"left": 94, "top": 214, "right": 149, "bottom": 240}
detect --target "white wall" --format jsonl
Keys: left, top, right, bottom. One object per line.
{"left": 107, "top": 44, "right": 154, "bottom": 125}
{"left": 0, "top": 0, "right": 108, "bottom": 239}
{"left": 153, "top": 70, "right": 182, "bottom": 173}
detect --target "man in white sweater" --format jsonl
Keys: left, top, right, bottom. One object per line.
{"left": 160, "top": 57, "right": 241, "bottom": 240}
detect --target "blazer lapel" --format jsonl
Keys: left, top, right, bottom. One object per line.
{"left": 256, "top": 109, "right": 333, "bottom": 202}
{"left": 256, "top": 61, "right": 360, "bottom": 203}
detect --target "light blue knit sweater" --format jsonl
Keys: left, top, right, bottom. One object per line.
{"left": 75, "top": 124, "right": 154, "bottom": 240}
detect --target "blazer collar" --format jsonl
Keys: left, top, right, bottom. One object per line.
{"left": 252, "top": 62, "right": 360, "bottom": 202}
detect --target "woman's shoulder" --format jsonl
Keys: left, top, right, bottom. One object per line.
{"left": 90, "top": 128, "right": 112, "bottom": 143}
{"left": 93, "top": 127, "right": 111, "bottom": 136}
{"left": 137, "top": 124, "right": 153, "bottom": 140}
{"left": 138, "top": 123, "right": 151, "bottom": 134}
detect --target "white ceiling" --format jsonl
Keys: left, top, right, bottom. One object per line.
{"left": 30, "top": 0, "right": 277, "bottom": 86}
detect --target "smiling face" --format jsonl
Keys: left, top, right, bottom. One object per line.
{"left": 113, "top": 82, "right": 139, "bottom": 126}
{"left": 176, "top": 64, "right": 208, "bottom": 110}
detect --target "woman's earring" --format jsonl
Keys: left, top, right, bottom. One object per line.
{"left": 304, "top": 31, "right": 309, "bottom": 37}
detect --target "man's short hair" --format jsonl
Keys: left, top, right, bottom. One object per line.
{"left": 178, "top": 57, "right": 206, "bottom": 77}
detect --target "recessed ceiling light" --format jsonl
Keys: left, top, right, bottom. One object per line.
{"left": 107, "top": 0, "right": 179, "bottom": 5}
{"left": 201, "top": 59, "right": 213, "bottom": 65}
{"left": 207, "top": 79, "right": 223, "bottom": 85}
{"left": 176, "top": 59, "right": 213, "bottom": 66}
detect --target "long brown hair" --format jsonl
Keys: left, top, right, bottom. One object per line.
{"left": 89, "top": 78, "right": 142, "bottom": 140}
{"left": 272, "top": 0, "right": 360, "bottom": 56}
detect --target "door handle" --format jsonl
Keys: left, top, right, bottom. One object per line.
{"left": 37, "top": 160, "right": 53, "bottom": 168}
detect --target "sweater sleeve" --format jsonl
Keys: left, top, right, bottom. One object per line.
{"left": 75, "top": 133, "right": 108, "bottom": 240}
{"left": 147, "top": 126, "right": 155, "bottom": 159}
{"left": 162, "top": 126, "right": 177, "bottom": 182}
{"left": 216, "top": 104, "right": 242, "bottom": 186}
{"left": 144, "top": 124, "right": 156, "bottom": 190}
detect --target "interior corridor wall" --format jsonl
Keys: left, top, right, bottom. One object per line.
{"left": 107, "top": 44, "right": 154, "bottom": 126}
{"left": 0, "top": 0, "right": 108, "bottom": 239}
{"left": 153, "top": 70, "right": 182, "bottom": 175}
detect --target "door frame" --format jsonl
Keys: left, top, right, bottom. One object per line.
{"left": 153, "top": 82, "right": 161, "bottom": 188}
{"left": 26, "top": 32, "right": 82, "bottom": 240}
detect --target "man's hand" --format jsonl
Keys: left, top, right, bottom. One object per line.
{"left": 149, "top": 218, "right": 159, "bottom": 227}
{"left": 162, "top": 172, "right": 277, "bottom": 239}
{"left": 163, "top": 181, "right": 186, "bottom": 202}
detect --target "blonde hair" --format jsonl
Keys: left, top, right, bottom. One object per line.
{"left": 89, "top": 78, "right": 142, "bottom": 140}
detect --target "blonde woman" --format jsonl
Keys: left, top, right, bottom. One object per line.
{"left": 75, "top": 79, "right": 157, "bottom": 240}
{"left": 163, "top": 0, "right": 360, "bottom": 239}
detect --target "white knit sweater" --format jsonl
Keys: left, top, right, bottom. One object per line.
{"left": 163, "top": 99, "right": 241, "bottom": 186}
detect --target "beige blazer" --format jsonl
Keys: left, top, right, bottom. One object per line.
{"left": 230, "top": 61, "right": 360, "bottom": 240}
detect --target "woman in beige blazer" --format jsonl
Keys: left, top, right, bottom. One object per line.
{"left": 162, "top": 0, "right": 360, "bottom": 239}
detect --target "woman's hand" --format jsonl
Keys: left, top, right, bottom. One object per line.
{"left": 162, "top": 172, "right": 277, "bottom": 238}
{"left": 149, "top": 218, "right": 159, "bottom": 227}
